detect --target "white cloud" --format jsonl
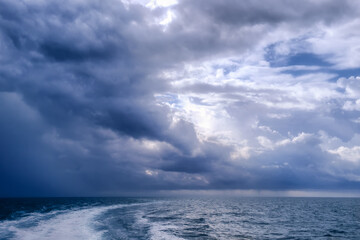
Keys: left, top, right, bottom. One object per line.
{"left": 257, "top": 136, "right": 274, "bottom": 149}
{"left": 276, "top": 132, "right": 315, "bottom": 146}
{"left": 308, "top": 19, "right": 360, "bottom": 69}
{"left": 145, "top": 169, "right": 158, "bottom": 176}
{"left": 343, "top": 100, "right": 360, "bottom": 111}
{"left": 338, "top": 76, "right": 360, "bottom": 97}
{"left": 328, "top": 146, "right": 360, "bottom": 163}
{"left": 146, "top": 0, "right": 178, "bottom": 9}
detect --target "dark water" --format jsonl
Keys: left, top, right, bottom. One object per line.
{"left": 0, "top": 197, "right": 359, "bottom": 239}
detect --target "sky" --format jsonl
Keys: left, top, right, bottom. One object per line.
{"left": 1, "top": 0, "right": 360, "bottom": 197}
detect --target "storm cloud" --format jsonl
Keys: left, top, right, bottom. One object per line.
{"left": 1, "top": 0, "right": 360, "bottom": 196}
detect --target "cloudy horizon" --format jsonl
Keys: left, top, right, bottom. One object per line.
{"left": 1, "top": 0, "right": 360, "bottom": 197}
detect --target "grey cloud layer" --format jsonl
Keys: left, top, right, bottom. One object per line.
{"left": 1, "top": 0, "right": 360, "bottom": 196}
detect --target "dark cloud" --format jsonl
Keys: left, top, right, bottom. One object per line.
{"left": 177, "top": 0, "right": 355, "bottom": 26}
{"left": 40, "top": 41, "right": 116, "bottom": 62}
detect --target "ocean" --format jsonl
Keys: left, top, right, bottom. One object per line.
{"left": 0, "top": 197, "right": 359, "bottom": 239}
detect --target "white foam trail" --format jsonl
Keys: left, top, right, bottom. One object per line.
{"left": 0, "top": 205, "right": 120, "bottom": 240}
{"left": 149, "top": 223, "right": 184, "bottom": 240}
{"left": 135, "top": 210, "right": 184, "bottom": 240}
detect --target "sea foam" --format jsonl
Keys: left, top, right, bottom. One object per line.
{"left": 0, "top": 205, "right": 118, "bottom": 240}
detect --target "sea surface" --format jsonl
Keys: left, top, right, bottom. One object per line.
{"left": 0, "top": 197, "right": 359, "bottom": 239}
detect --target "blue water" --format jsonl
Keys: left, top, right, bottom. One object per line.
{"left": 0, "top": 197, "right": 359, "bottom": 239}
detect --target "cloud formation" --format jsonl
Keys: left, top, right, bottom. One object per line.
{"left": 1, "top": 0, "right": 360, "bottom": 196}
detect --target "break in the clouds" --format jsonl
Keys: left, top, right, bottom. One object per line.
{"left": 1, "top": 0, "right": 360, "bottom": 196}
